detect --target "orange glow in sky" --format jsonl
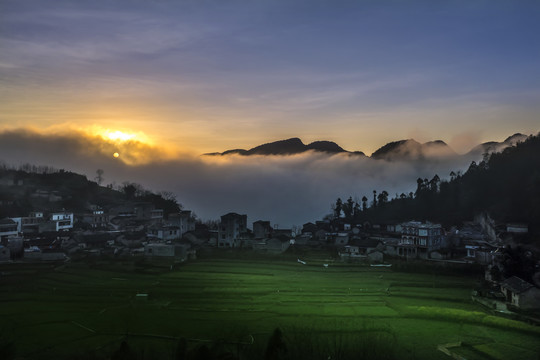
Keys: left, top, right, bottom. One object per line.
{"left": 104, "top": 130, "right": 135, "bottom": 142}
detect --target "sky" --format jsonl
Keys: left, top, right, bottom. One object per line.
{"left": 1, "top": 0, "right": 539, "bottom": 226}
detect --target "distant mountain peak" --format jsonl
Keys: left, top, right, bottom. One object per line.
{"left": 306, "top": 141, "right": 346, "bottom": 153}
{"left": 503, "top": 133, "right": 527, "bottom": 144}
{"left": 468, "top": 133, "right": 529, "bottom": 157}
{"left": 371, "top": 139, "right": 455, "bottom": 161}
{"left": 206, "top": 137, "right": 360, "bottom": 156}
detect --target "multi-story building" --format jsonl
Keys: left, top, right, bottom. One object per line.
{"left": 168, "top": 210, "right": 196, "bottom": 237}
{"left": 397, "top": 221, "right": 442, "bottom": 259}
{"left": 11, "top": 212, "right": 44, "bottom": 234}
{"left": 253, "top": 220, "right": 272, "bottom": 239}
{"left": 50, "top": 212, "right": 74, "bottom": 232}
{"left": 218, "top": 213, "right": 247, "bottom": 248}
{"left": 82, "top": 209, "right": 109, "bottom": 229}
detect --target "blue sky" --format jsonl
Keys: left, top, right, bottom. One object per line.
{"left": 1, "top": 0, "right": 539, "bottom": 154}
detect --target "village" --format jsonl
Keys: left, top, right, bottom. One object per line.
{"left": 1, "top": 188, "right": 539, "bottom": 313}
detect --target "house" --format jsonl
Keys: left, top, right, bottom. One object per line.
{"left": 253, "top": 220, "right": 272, "bottom": 239}
{"left": 116, "top": 231, "right": 147, "bottom": 248}
{"left": 78, "top": 233, "right": 111, "bottom": 249}
{"left": 339, "top": 239, "right": 383, "bottom": 262}
{"left": 11, "top": 212, "right": 45, "bottom": 234}
{"left": 0, "top": 173, "right": 23, "bottom": 186}
{"left": 0, "top": 218, "right": 18, "bottom": 240}
{"left": 500, "top": 276, "right": 540, "bottom": 310}
{"left": 302, "top": 222, "right": 318, "bottom": 235}
{"left": 367, "top": 250, "right": 384, "bottom": 263}
{"left": 397, "top": 221, "right": 443, "bottom": 259}
{"left": 314, "top": 229, "right": 328, "bottom": 242}
{"left": 334, "top": 232, "right": 349, "bottom": 246}
{"left": 218, "top": 213, "right": 247, "bottom": 248}
{"left": 149, "top": 209, "right": 163, "bottom": 224}
{"left": 506, "top": 223, "right": 528, "bottom": 234}
{"left": 82, "top": 209, "right": 109, "bottom": 229}
{"left": 273, "top": 228, "right": 293, "bottom": 238}
{"left": 315, "top": 220, "right": 332, "bottom": 232}
{"left": 340, "top": 244, "right": 361, "bottom": 259}
{"left": 382, "top": 238, "right": 400, "bottom": 257}
{"left": 144, "top": 243, "right": 188, "bottom": 260}
{"left": 463, "top": 240, "right": 496, "bottom": 265}
{"left": 168, "top": 210, "right": 196, "bottom": 237}
{"left": 50, "top": 212, "right": 74, "bottom": 232}
{"left": 109, "top": 202, "right": 157, "bottom": 220}
{"left": 148, "top": 224, "right": 181, "bottom": 241}
{"left": 253, "top": 236, "right": 290, "bottom": 253}
{"left": 384, "top": 223, "right": 403, "bottom": 234}
{"left": 294, "top": 234, "right": 311, "bottom": 246}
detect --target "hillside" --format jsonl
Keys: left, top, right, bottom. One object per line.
{"left": 467, "top": 133, "right": 529, "bottom": 157}
{"left": 363, "top": 133, "right": 540, "bottom": 234}
{"left": 0, "top": 168, "right": 181, "bottom": 218}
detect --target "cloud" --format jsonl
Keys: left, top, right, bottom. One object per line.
{"left": 0, "top": 129, "right": 475, "bottom": 227}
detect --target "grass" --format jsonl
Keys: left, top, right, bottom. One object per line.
{"left": 0, "top": 258, "right": 539, "bottom": 359}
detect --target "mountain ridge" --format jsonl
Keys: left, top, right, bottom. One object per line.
{"left": 204, "top": 132, "right": 534, "bottom": 160}
{"left": 205, "top": 137, "right": 363, "bottom": 156}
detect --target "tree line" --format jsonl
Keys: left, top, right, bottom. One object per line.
{"left": 329, "top": 133, "right": 540, "bottom": 235}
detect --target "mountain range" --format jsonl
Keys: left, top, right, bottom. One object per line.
{"left": 205, "top": 133, "right": 532, "bottom": 161}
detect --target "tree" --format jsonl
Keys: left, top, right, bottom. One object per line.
{"left": 334, "top": 198, "right": 343, "bottom": 218}
{"left": 343, "top": 196, "right": 355, "bottom": 221}
{"left": 94, "top": 169, "right": 104, "bottom": 185}
{"left": 377, "top": 190, "right": 388, "bottom": 205}
{"left": 361, "top": 196, "right": 368, "bottom": 211}
{"left": 353, "top": 201, "right": 361, "bottom": 219}
{"left": 122, "top": 183, "right": 137, "bottom": 199}
{"left": 429, "top": 174, "right": 440, "bottom": 192}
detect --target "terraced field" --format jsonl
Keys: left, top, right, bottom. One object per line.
{"left": 0, "top": 258, "right": 539, "bottom": 359}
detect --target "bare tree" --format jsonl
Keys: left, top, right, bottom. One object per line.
{"left": 95, "top": 169, "right": 104, "bottom": 185}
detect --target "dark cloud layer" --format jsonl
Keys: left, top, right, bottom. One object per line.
{"left": 0, "top": 130, "right": 477, "bottom": 227}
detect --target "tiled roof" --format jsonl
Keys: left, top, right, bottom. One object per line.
{"left": 501, "top": 276, "right": 535, "bottom": 294}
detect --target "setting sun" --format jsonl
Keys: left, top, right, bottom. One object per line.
{"left": 104, "top": 130, "right": 136, "bottom": 142}
{"left": 86, "top": 125, "right": 155, "bottom": 147}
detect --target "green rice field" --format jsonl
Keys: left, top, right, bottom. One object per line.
{"left": 1, "top": 258, "right": 539, "bottom": 359}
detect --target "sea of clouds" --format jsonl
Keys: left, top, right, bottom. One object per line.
{"left": 0, "top": 129, "right": 479, "bottom": 227}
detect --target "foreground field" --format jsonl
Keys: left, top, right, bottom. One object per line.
{"left": 1, "top": 258, "right": 539, "bottom": 359}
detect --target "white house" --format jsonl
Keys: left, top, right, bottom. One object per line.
{"left": 218, "top": 213, "right": 247, "bottom": 248}
{"left": 148, "top": 225, "right": 181, "bottom": 241}
{"left": 397, "top": 221, "right": 443, "bottom": 259}
{"left": 168, "top": 210, "right": 196, "bottom": 237}
{"left": 50, "top": 212, "right": 74, "bottom": 231}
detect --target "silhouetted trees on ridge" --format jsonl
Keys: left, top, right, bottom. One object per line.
{"left": 330, "top": 133, "right": 540, "bottom": 235}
